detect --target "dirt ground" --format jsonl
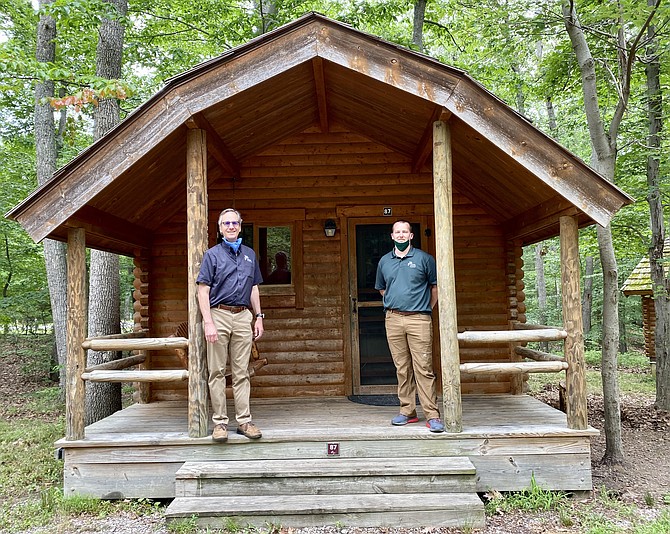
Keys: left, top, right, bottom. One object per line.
{"left": 2, "top": 340, "right": 670, "bottom": 533}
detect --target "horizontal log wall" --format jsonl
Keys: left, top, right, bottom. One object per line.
{"left": 642, "top": 296, "right": 656, "bottom": 362}
{"left": 147, "top": 126, "right": 511, "bottom": 400}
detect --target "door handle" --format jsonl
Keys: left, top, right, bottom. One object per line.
{"left": 351, "top": 297, "right": 357, "bottom": 314}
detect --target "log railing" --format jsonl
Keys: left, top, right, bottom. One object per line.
{"left": 457, "top": 325, "right": 567, "bottom": 376}
{"left": 80, "top": 331, "right": 189, "bottom": 383}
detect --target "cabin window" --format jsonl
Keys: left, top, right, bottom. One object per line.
{"left": 241, "top": 221, "right": 304, "bottom": 307}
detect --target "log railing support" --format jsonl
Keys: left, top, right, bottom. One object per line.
{"left": 186, "top": 127, "right": 209, "bottom": 438}
{"left": 433, "top": 114, "right": 462, "bottom": 433}
{"left": 515, "top": 346, "right": 566, "bottom": 362}
{"left": 458, "top": 328, "right": 567, "bottom": 344}
{"left": 560, "top": 215, "right": 588, "bottom": 429}
{"left": 65, "top": 227, "right": 87, "bottom": 441}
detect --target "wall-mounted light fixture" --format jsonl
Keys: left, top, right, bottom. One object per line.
{"left": 324, "top": 219, "right": 337, "bottom": 237}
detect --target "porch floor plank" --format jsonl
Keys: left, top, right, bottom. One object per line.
{"left": 58, "top": 394, "right": 597, "bottom": 448}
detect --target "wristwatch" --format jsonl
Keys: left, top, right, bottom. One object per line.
{"left": 255, "top": 313, "right": 265, "bottom": 318}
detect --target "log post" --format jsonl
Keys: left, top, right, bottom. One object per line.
{"left": 560, "top": 215, "right": 588, "bottom": 429}
{"left": 186, "top": 128, "right": 209, "bottom": 437}
{"left": 65, "top": 227, "right": 87, "bottom": 440}
{"left": 433, "top": 116, "right": 462, "bottom": 433}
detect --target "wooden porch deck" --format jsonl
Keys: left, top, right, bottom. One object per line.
{"left": 57, "top": 394, "right": 598, "bottom": 499}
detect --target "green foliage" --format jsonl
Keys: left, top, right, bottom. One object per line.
{"left": 584, "top": 350, "right": 650, "bottom": 371}
{"left": 485, "top": 475, "right": 568, "bottom": 514}
{"left": 167, "top": 515, "right": 199, "bottom": 533}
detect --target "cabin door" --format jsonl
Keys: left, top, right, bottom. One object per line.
{"left": 348, "top": 219, "right": 422, "bottom": 395}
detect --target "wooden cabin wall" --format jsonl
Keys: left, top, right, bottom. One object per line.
{"left": 642, "top": 296, "right": 656, "bottom": 363}
{"left": 145, "top": 126, "right": 513, "bottom": 401}
{"left": 452, "top": 198, "right": 513, "bottom": 394}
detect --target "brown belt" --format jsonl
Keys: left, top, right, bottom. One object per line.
{"left": 387, "top": 309, "right": 424, "bottom": 316}
{"left": 213, "top": 304, "right": 248, "bottom": 313}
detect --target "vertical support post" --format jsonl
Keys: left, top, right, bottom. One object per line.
{"left": 66, "top": 227, "right": 87, "bottom": 440}
{"left": 560, "top": 215, "right": 588, "bottom": 429}
{"left": 433, "top": 116, "right": 462, "bottom": 433}
{"left": 187, "top": 128, "right": 209, "bottom": 437}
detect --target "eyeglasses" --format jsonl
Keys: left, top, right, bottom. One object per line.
{"left": 221, "top": 220, "right": 240, "bottom": 227}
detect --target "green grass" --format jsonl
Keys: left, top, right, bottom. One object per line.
{"left": 485, "top": 474, "right": 569, "bottom": 515}
{"left": 0, "top": 488, "right": 163, "bottom": 532}
{"left": 0, "top": 418, "right": 64, "bottom": 496}
{"left": 486, "top": 479, "right": 670, "bottom": 534}
{"left": 527, "top": 350, "right": 656, "bottom": 396}
{"left": 569, "top": 489, "right": 670, "bottom": 534}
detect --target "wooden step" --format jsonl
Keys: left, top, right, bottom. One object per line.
{"left": 175, "top": 456, "right": 477, "bottom": 497}
{"left": 165, "top": 493, "right": 486, "bottom": 529}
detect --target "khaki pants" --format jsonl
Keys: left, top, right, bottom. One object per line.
{"left": 206, "top": 308, "right": 253, "bottom": 426}
{"left": 385, "top": 311, "right": 439, "bottom": 421}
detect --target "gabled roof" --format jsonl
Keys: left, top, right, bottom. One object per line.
{"left": 622, "top": 239, "right": 670, "bottom": 296}
{"left": 7, "top": 12, "right": 633, "bottom": 255}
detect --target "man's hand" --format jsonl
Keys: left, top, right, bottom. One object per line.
{"left": 253, "top": 317, "right": 264, "bottom": 340}
{"left": 204, "top": 321, "right": 218, "bottom": 343}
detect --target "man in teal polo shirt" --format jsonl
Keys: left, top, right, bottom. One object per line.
{"left": 375, "top": 220, "right": 445, "bottom": 433}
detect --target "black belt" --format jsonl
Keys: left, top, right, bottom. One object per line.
{"left": 213, "top": 304, "right": 248, "bottom": 313}
{"left": 387, "top": 309, "right": 425, "bottom": 316}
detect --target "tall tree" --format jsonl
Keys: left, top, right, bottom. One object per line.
{"left": 644, "top": 0, "right": 669, "bottom": 411}
{"left": 582, "top": 255, "right": 594, "bottom": 336}
{"left": 35, "top": 0, "right": 68, "bottom": 391}
{"left": 85, "top": 0, "right": 128, "bottom": 425}
{"left": 561, "top": 0, "right": 662, "bottom": 464}
{"left": 412, "top": 0, "right": 427, "bottom": 51}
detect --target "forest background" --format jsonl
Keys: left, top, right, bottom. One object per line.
{"left": 0, "top": 0, "right": 669, "bottom": 471}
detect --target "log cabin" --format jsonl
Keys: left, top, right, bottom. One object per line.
{"left": 7, "top": 13, "right": 634, "bottom": 529}
{"left": 621, "top": 238, "right": 670, "bottom": 367}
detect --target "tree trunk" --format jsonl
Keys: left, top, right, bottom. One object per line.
{"left": 562, "top": 0, "right": 627, "bottom": 464}
{"left": 35, "top": 0, "right": 69, "bottom": 393}
{"left": 598, "top": 224, "right": 624, "bottom": 463}
{"left": 255, "top": 0, "right": 277, "bottom": 34}
{"left": 581, "top": 256, "right": 593, "bottom": 336}
{"left": 534, "top": 244, "right": 548, "bottom": 352}
{"left": 86, "top": 251, "right": 121, "bottom": 425}
{"left": 85, "top": 0, "right": 127, "bottom": 425}
{"left": 619, "top": 296, "right": 628, "bottom": 353}
{"left": 412, "top": 0, "right": 427, "bottom": 51}
{"left": 644, "top": 5, "right": 669, "bottom": 411}
{"left": 546, "top": 97, "right": 557, "bottom": 136}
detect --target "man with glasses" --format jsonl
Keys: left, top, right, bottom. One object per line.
{"left": 197, "top": 208, "right": 265, "bottom": 442}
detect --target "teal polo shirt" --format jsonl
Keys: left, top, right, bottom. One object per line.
{"left": 375, "top": 246, "right": 437, "bottom": 314}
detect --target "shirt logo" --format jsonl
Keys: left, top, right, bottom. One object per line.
{"left": 407, "top": 261, "right": 417, "bottom": 269}
{"left": 244, "top": 255, "right": 253, "bottom": 263}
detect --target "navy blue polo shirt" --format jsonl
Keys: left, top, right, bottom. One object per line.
{"left": 375, "top": 246, "right": 437, "bottom": 314}
{"left": 196, "top": 242, "right": 263, "bottom": 307}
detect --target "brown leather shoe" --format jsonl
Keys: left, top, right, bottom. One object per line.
{"left": 212, "top": 423, "right": 228, "bottom": 442}
{"left": 237, "top": 422, "right": 262, "bottom": 439}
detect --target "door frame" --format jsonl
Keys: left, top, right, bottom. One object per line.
{"left": 345, "top": 215, "right": 437, "bottom": 395}
{"left": 347, "top": 217, "right": 393, "bottom": 395}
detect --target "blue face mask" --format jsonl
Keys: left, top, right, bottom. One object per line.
{"left": 394, "top": 240, "right": 410, "bottom": 251}
{"left": 223, "top": 238, "right": 242, "bottom": 253}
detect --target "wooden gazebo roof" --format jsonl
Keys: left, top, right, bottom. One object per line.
{"left": 7, "top": 13, "right": 633, "bottom": 255}
{"left": 622, "top": 239, "right": 670, "bottom": 296}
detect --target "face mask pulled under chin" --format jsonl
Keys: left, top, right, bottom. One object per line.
{"left": 394, "top": 240, "right": 410, "bottom": 251}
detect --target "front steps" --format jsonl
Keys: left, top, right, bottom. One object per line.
{"left": 165, "top": 456, "right": 485, "bottom": 529}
